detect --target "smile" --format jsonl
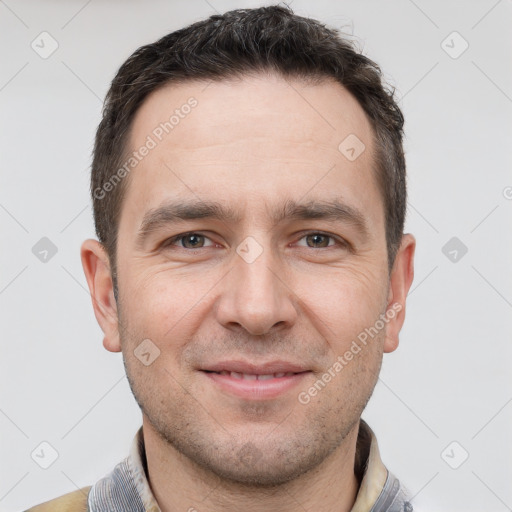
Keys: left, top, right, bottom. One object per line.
{"left": 201, "top": 370, "right": 311, "bottom": 400}
{"left": 210, "top": 370, "right": 298, "bottom": 380}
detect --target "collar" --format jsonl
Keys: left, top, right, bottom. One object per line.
{"left": 351, "top": 419, "right": 391, "bottom": 511}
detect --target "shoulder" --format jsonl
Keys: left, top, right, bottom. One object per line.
{"left": 23, "top": 486, "right": 92, "bottom": 512}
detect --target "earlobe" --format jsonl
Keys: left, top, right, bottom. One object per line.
{"left": 383, "top": 234, "right": 416, "bottom": 354}
{"left": 103, "top": 333, "right": 121, "bottom": 352}
{"left": 80, "top": 239, "right": 122, "bottom": 353}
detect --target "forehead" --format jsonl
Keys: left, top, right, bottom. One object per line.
{"left": 120, "top": 73, "right": 381, "bottom": 231}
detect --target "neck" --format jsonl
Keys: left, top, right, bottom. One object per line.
{"left": 143, "top": 417, "right": 361, "bottom": 512}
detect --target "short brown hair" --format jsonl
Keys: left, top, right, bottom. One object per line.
{"left": 91, "top": 5, "right": 406, "bottom": 299}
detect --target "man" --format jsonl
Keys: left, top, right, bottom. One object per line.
{"left": 26, "top": 5, "right": 416, "bottom": 511}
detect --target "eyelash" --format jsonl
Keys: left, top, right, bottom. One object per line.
{"left": 162, "top": 231, "right": 349, "bottom": 251}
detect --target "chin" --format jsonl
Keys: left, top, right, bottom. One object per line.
{"left": 198, "top": 455, "right": 316, "bottom": 488}
{"left": 171, "top": 430, "right": 335, "bottom": 489}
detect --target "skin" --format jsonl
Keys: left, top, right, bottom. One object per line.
{"left": 81, "top": 73, "right": 415, "bottom": 512}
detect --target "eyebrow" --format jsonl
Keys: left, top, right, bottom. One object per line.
{"left": 135, "top": 198, "right": 370, "bottom": 248}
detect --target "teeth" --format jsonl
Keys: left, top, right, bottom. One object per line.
{"left": 217, "top": 371, "right": 296, "bottom": 380}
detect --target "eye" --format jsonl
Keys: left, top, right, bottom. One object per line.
{"left": 163, "top": 232, "right": 215, "bottom": 249}
{"left": 296, "top": 232, "right": 346, "bottom": 249}
{"left": 161, "top": 231, "right": 348, "bottom": 252}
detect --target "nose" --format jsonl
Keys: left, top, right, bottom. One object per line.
{"left": 215, "top": 243, "right": 298, "bottom": 336}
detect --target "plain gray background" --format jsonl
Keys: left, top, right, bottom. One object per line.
{"left": 1, "top": 1, "right": 511, "bottom": 511}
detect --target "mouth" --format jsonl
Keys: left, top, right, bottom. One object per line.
{"left": 199, "top": 361, "right": 312, "bottom": 400}
{"left": 204, "top": 370, "right": 301, "bottom": 380}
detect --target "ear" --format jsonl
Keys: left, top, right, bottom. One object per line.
{"left": 80, "top": 239, "right": 121, "bottom": 353}
{"left": 383, "top": 233, "right": 416, "bottom": 353}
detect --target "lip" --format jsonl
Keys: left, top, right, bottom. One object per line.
{"left": 200, "top": 359, "right": 310, "bottom": 374}
{"left": 202, "top": 370, "right": 311, "bottom": 400}
{"left": 199, "top": 360, "right": 312, "bottom": 400}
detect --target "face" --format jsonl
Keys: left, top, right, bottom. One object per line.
{"left": 90, "top": 73, "right": 412, "bottom": 486}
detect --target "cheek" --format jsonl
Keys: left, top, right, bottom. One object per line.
{"left": 121, "top": 266, "right": 217, "bottom": 349}
{"left": 298, "top": 264, "right": 387, "bottom": 335}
